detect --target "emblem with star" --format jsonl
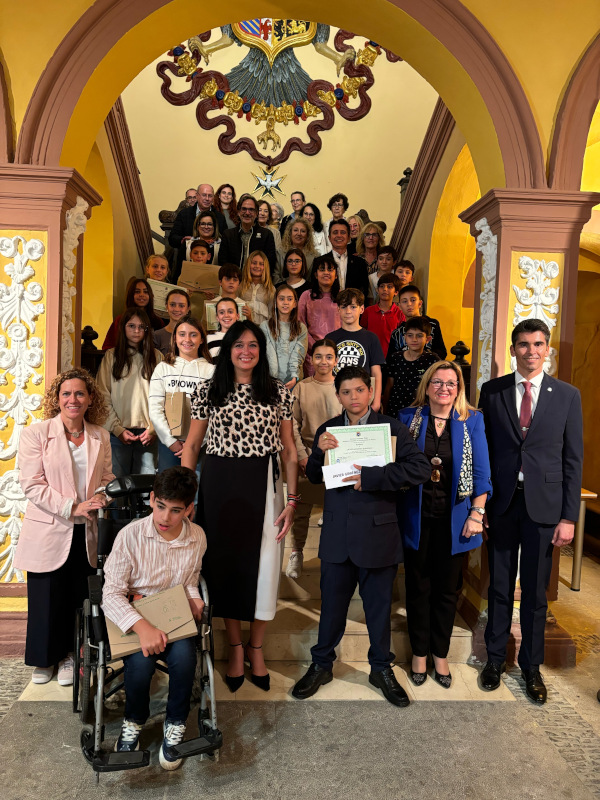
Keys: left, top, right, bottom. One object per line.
{"left": 251, "top": 166, "right": 286, "bottom": 199}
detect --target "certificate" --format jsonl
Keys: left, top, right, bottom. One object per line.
{"left": 325, "top": 423, "right": 393, "bottom": 466}
{"left": 147, "top": 279, "right": 184, "bottom": 315}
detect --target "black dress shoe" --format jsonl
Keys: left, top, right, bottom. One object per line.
{"left": 521, "top": 668, "right": 547, "bottom": 704}
{"left": 410, "top": 669, "right": 427, "bottom": 687}
{"left": 369, "top": 668, "right": 410, "bottom": 707}
{"left": 480, "top": 660, "right": 506, "bottom": 690}
{"left": 433, "top": 670, "right": 452, "bottom": 689}
{"left": 292, "top": 663, "right": 333, "bottom": 699}
{"left": 244, "top": 644, "right": 270, "bottom": 692}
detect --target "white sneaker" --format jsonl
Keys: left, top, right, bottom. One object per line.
{"left": 286, "top": 550, "right": 304, "bottom": 579}
{"left": 318, "top": 516, "right": 323, "bottom": 526}
{"left": 114, "top": 719, "right": 143, "bottom": 752}
{"left": 32, "top": 666, "right": 54, "bottom": 684}
{"left": 159, "top": 721, "right": 186, "bottom": 770}
{"left": 57, "top": 654, "right": 74, "bottom": 686}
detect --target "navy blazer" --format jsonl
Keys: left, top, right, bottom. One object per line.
{"left": 479, "top": 372, "right": 583, "bottom": 524}
{"left": 397, "top": 406, "right": 493, "bottom": 555}
{"left": 324, "top": 250, "right": 371, "bottom": 306}
{"left": 306, "top": 410, "right": 430, "bottom": 568}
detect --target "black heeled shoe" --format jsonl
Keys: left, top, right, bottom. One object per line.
{"left": 433, "top": 670, "right": 452, "bottom": 689}
{"left": 225, "top": 643, "right": 244, "bottom": 693}
{"left": 410, "top": 657, "right": 428, "bottom": 686}
{"left": 244, "top": 643, "right": 270, "bottom": 692}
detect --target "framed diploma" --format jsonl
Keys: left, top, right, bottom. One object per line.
{"left": 147, "top": 279, "right": 185, "bottom": 315}
{"left": 326, "top": 423, "right": 393, "bottom": 465}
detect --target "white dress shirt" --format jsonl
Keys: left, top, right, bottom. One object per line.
{"left": 331, "top": 249, "right": 348, "bottom": 289}
{"left": 515, "top": 370, "right": 544, "bottom": 480}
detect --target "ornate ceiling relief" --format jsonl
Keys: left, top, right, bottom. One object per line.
{"left": 62, "top": 197, "right": 89, "bottom": 372}
{"left": 0, "top": 235, "right": 46, "bottom": 583}
{"left": 157, "top": 21, "right": 401, "bottom": 173}
{"left": 474, "top": 218, "right": 497, "bottom": 390}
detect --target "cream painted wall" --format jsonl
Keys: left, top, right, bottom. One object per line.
{"left": 121, "top": 27, "right": 439, "bottom": 239}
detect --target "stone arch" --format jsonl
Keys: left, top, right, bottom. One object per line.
{"left": 15, "top": 0, "right": 545, "bottom": 193}
{"left": 548, "top": 32, "right": 600, "bottom": 190}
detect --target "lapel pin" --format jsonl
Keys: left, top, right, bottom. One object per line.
{"left": 547, "top": 387, "right": 552, "bottom": 392}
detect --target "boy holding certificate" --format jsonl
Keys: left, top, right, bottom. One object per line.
{"left": 291, "top": 367, "right": 429, "bottom": 706}
{"left": 102, "top": 467, "right": 206, "bottom": 770}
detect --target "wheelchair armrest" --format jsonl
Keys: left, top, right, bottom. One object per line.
{"left": 88, "top": 574, "right": 103, "bottom": 605}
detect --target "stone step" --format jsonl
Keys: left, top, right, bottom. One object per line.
{"left": 279, "top": 546, "right": 404, "bottom": 602}
{"left": 212, "top": 598, "right": 473, "bottom": 663}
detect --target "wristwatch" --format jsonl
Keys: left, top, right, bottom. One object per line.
{"left": 469, "top": 506, "right": 486, "bottom": 516}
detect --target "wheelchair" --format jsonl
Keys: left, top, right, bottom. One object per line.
{"left": 72, "top": 474, "right": 222, "bottom": 782}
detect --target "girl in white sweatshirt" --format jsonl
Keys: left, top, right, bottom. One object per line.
{"left": 149, "top": 316, "right": 215, "bottom": 471}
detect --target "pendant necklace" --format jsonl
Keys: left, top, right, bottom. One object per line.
{"left": 430, "top": 417, "right": 445, "bottom": 483}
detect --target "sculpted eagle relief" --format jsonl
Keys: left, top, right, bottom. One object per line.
{"left": 156, "top": 22, "right": 401, "bottom": 166}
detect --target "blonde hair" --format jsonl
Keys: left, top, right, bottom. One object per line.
{"left": 42, "top": 368, "right": 109, "bottom": 425}
{"left": 143, "top": 253, "right": 169, "bottom": 279}
{"left": 281, "top": 218, "right": 317, "bottom": 256}
{"left": 347, "top": 214, "right": 364, "bottom": 237}
{"left": 412, "top": 360, "right": 475, "bottom": 421}
{"left": 356, "top": 222, "right": 386, "bottom": 256}
{"left": 241, "top": 250, "right": 275, "bottom": 301}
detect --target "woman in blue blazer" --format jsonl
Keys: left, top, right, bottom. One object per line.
{"left": 398, "top": 361, "right": 492, "bottom": 689}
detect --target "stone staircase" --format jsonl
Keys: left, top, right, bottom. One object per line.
{"left": 211, "top": 507, "right": 473, "bottom": 665}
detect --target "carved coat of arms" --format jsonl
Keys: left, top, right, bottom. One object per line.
{"left": 157, "top": 21, "right": 401, "bottom": 166}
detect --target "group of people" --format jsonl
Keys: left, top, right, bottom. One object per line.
{"left": 11, "top": 181, "right": 584, "bottom": 771}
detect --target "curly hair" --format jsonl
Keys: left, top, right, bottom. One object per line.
{"left": 281, "top": 218, "right": 317, "bottom": 257}
{"left": 356, "top": 222, "right": 386, "bottom": 256}
{"left": 42, "top": 368, "right": 109, "bottom": 425}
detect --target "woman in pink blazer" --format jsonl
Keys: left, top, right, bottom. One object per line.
{"left": 15, "top": 368, "right": 114, "bottom": 686}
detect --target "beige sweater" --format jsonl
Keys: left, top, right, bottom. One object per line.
{"left": 97, "top": 348, "right": 163, "bottom": 438}
{"left": 292, "top": 377, "right": 342, "bottom": 461}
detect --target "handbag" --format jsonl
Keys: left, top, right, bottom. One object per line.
{"left": 165, "top": 392, "right": 190, "bottom": 439}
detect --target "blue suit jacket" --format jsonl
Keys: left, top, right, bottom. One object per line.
{"left": 479, "top": 372, "right": 583, "bottom": 524}
{"left": 397, "top": 406, "right": 493, "bottom": 554}
{"left": 306, "top": 410, "right": 430, "bottom": 568}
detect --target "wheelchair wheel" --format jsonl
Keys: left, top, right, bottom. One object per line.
{"left": 79, "top": 600, "right": 94, "bottom": 724}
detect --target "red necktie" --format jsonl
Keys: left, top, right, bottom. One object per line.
{"left": 520, "top": 381, "right": 532, "bottom": 438}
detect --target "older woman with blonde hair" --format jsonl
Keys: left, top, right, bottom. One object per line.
{"left": 281, "top": 217, "right": 318, "bottom": 278}
{"left": 397, "top": 360, "right": 492, "bottom": 690}
{"left": 15, "top": 368, "right": 114, "bottom": 686}
{"left": 356, "top": 222, "right": 386, "bottom": 274}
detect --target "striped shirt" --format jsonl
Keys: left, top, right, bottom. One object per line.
{"left": 102, "top": 514, "right": 207, "bottom": 633}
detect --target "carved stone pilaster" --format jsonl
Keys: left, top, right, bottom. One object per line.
{"left": 474, "top": 217, "right": 497, "bottom": 389}
{"left": 61, "top": 197, "right": 88, "bottom": 371}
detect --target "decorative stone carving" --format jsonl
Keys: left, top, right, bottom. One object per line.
{"left": 510, "top": 256, "right": 561, "bottom": 376}
{"left": 0, "top": 235, "right": 46, "bottom": 582}
{"left": 62, "top": 196, "right": 88, "bottom": 371}
{"left": 474, "top": 217, "right": 497, "bottom": 390}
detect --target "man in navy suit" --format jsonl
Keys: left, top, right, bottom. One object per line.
{"left": 479, "top": 319, "right": 583, "bottom": 703}
{"left": 291, "top": 366, "right": 429, "bottom": 705}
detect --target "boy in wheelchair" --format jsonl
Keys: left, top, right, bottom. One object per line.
{"left": 102, "top": 466, "right": 206, "bottom": 771}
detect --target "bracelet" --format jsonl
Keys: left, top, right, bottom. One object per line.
{"left": 469, "top": 506, "right": 486, "bottom": 516}
{"left": 286, "top": 501, "right": 298, "bottom": 510}
{"left": 468, "top": 516, "right": 484, "bottom": 525}
{"left": 287, "top": 493, "right": 302, "bottom": 502}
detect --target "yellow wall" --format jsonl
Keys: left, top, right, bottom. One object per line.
{"left": 82, "top": 144, "right": 114, "bottom": 337}
{"left": 121, "top": 36, "right": 438, "bottom": 238}
{"left": 427, "top": 145, "right": 479, "bottom": 353}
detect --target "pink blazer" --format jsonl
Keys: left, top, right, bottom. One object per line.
{"left": 14, "top": 415, "right": 114, "bottom": 573}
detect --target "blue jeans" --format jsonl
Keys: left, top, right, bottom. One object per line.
{"left": 123, "top": 637, "right": 197, "bottom": 724}
{"left": 110, "top": 430, "right": 157, "bottom": 478}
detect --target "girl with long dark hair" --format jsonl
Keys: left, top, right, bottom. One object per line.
{"left": 102, "top": 277, "right": 165, "bottom": 350}
{"left": 181, "top": 321, "right": 298, "bottom": 693}
{"left": 277, "top": 248, "right": 310, "bottom": 298}
{"left": 214, "top": 183, "right": 239, "bottom": 228}
{"left": 300, "top": 203, "right": 328, "bottom": 255}
{"left": 297, "top": 255, "right": 341, "bottom": 376}
{"left": 97, "top": 307, "right": 162, "bottom": 477}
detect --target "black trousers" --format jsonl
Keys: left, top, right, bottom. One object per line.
{"left": 25, "top": 524, "right": 94, "bottom": 668}
{"left": 404, "top": 515, "right": 464, "bottom": 658}
{"left": 311, "top": 558, "right": 397, "bottom": 672}
{"left": 485, "top": 489, "right": 555, "bottom": 670}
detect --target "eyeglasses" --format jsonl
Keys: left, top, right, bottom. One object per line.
{"left": 364, "top": 232, "right": 379, "bottom": 238}
{"left": 240, "top": 206, "right": 255, "bottom": 214}
{"left": 287, "top": 258, "right": 302, "bottom": 265}
{"left": 331, "top": 202, "right": 344, "bottom": 208}
{"left": 198, "top": 222, "right": 214, "bottom": 228}
{"left": 126, "top": 324, "right": 148, "bottom": 332}
{"left": 429, "top": 379, "right": 458, "bottom": 390}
